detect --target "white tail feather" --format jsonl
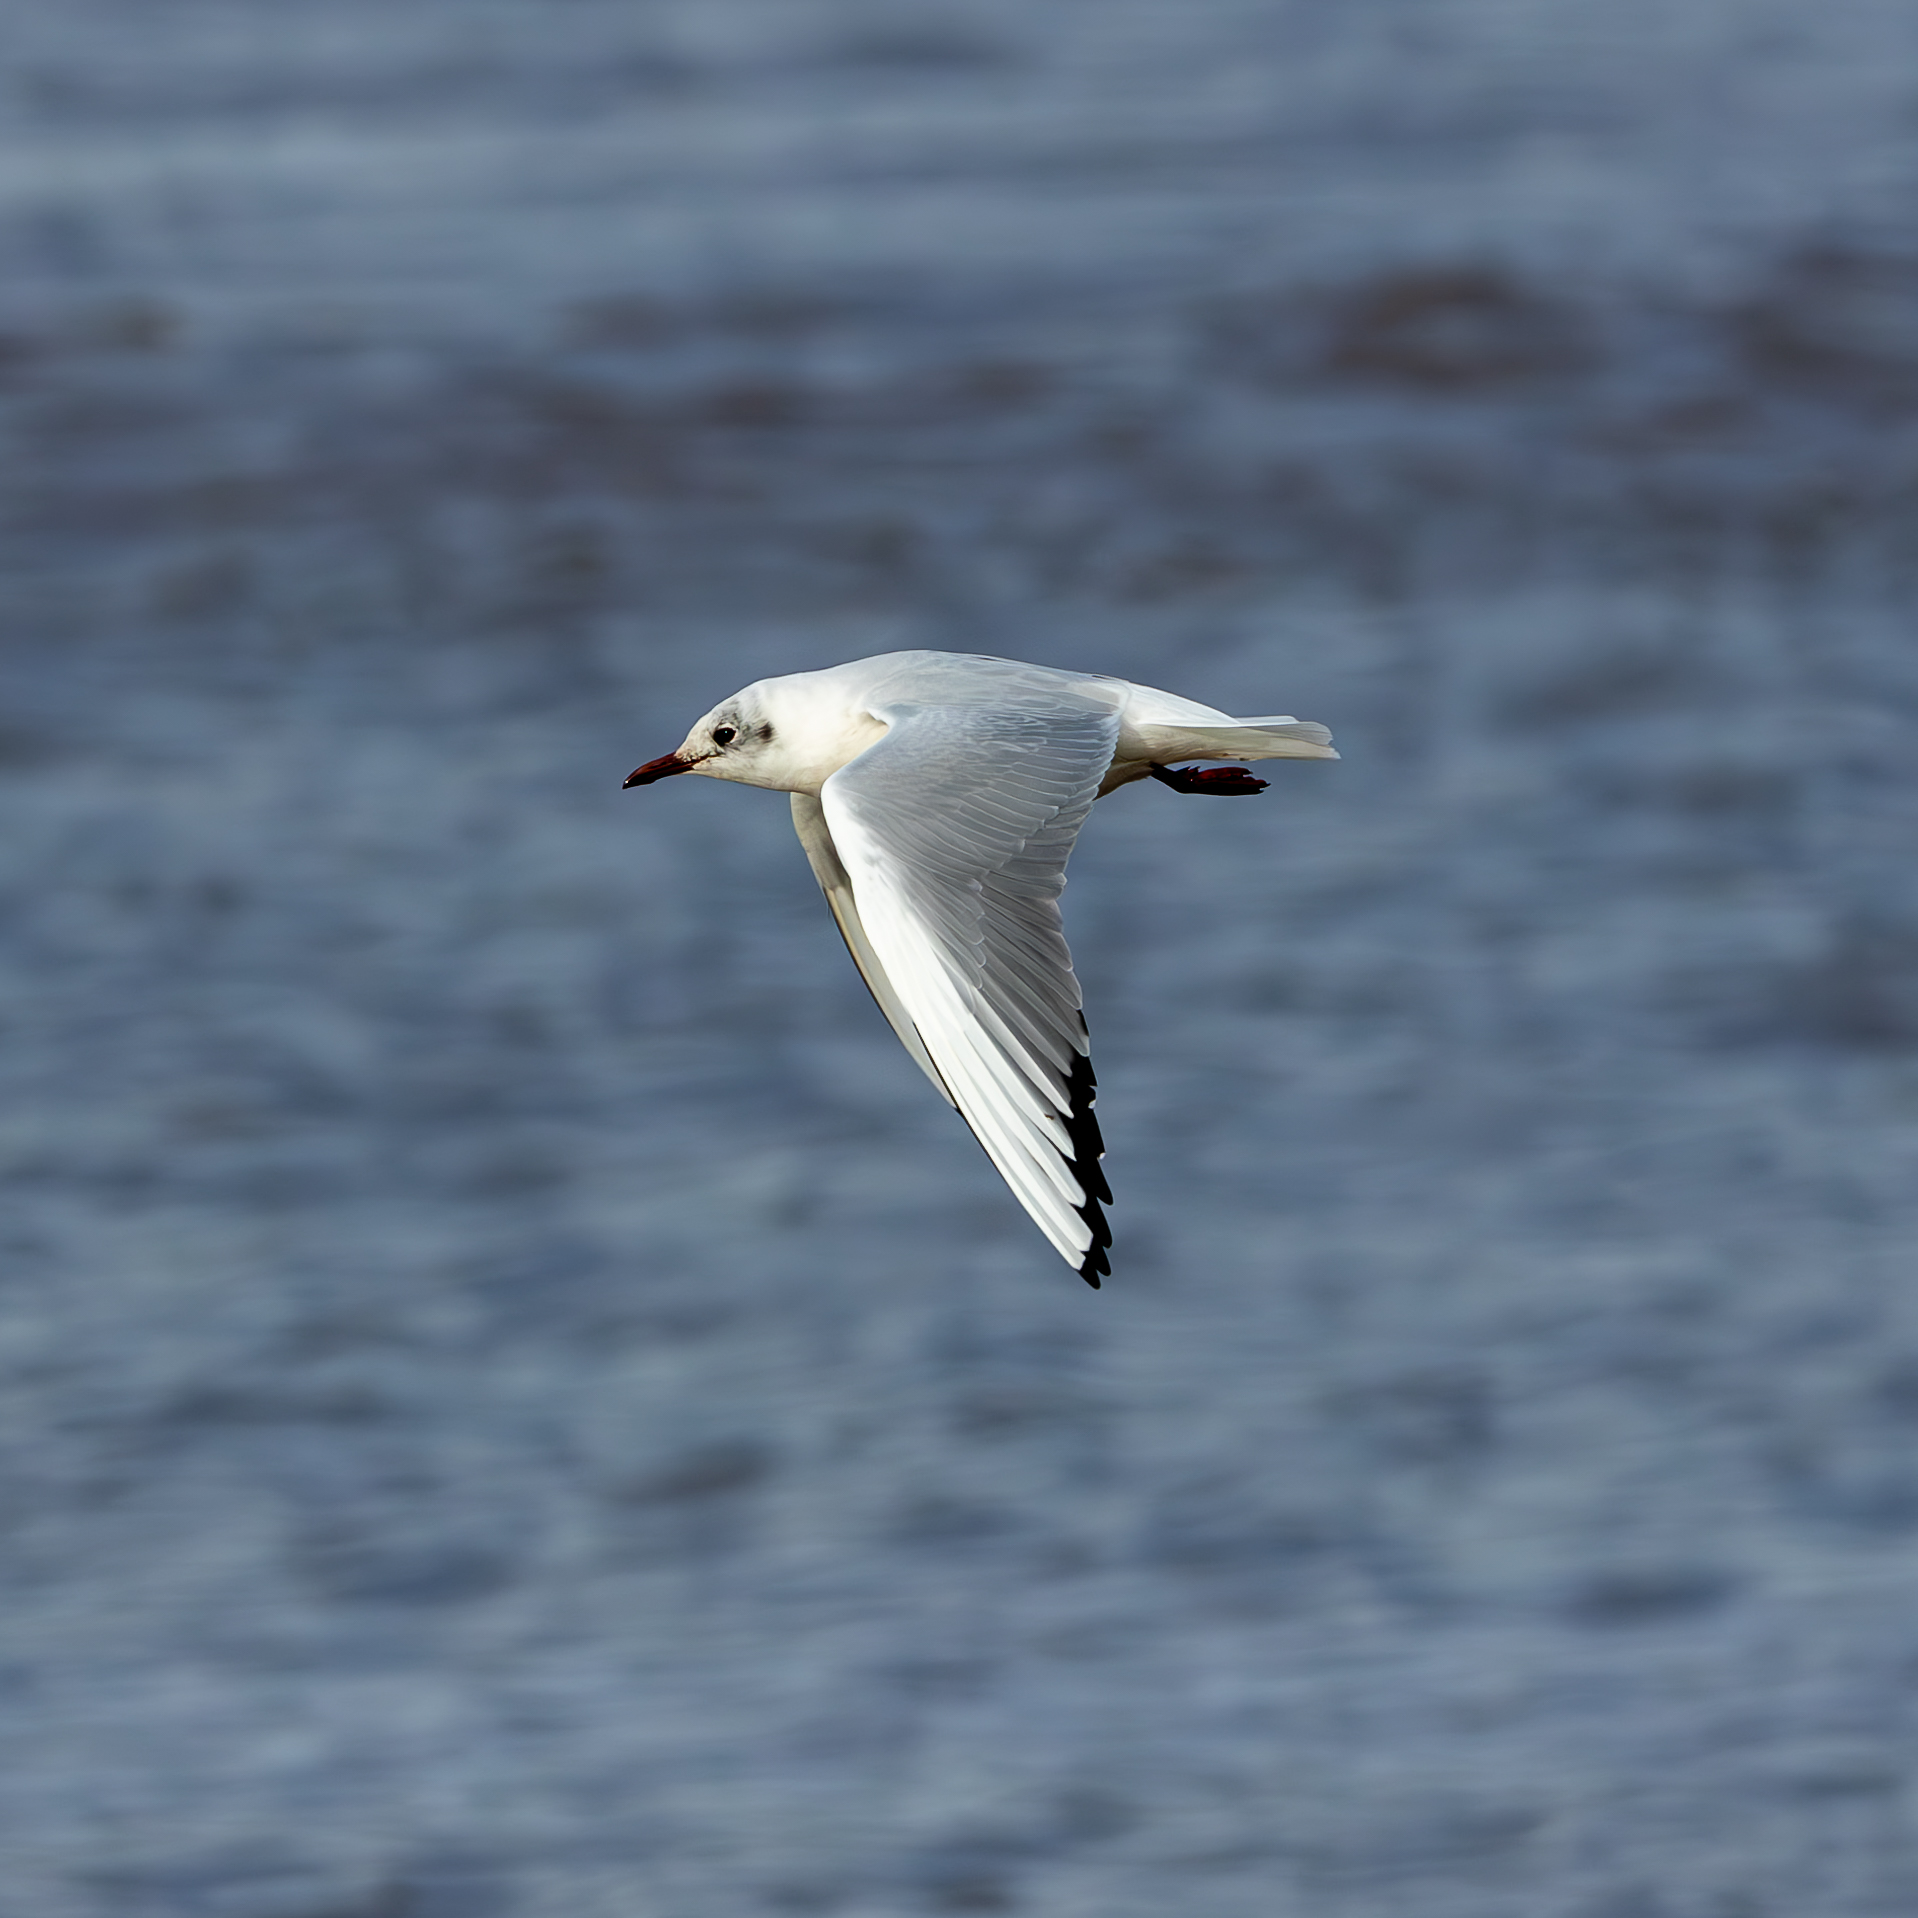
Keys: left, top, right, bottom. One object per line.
{"left": 1138, "top": 721, "right": 1338, "bottom": 762}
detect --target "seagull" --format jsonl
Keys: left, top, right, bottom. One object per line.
{"left": 624, "top": 652, "right": 1336, "bottom": 1286}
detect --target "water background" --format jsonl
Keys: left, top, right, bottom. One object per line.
{"left": 5, "top": 3, "right": 1918, "bottom": 1912}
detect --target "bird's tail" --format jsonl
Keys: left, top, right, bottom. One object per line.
{"left": 1140, "top": 718, "right": 1338, "bottom": 762}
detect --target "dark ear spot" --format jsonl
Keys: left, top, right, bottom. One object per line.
{"left": 759, "top": 722, "right": 775, "bottom": 743}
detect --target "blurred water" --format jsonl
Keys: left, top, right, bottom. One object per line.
{"left": 4, "top": 3, "right": 1918, "bottom": 1914}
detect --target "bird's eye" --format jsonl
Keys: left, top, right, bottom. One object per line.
{"left": 712, "top": 726, "right": 737, "bottom": 747}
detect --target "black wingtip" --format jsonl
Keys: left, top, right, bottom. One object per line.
{"left": 1062, "top": 1043, "right": 1112, "bottom": 1290}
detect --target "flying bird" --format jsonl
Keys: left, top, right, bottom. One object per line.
{"left": 624, "top": 652, "right": 1336, "bottom": 1286}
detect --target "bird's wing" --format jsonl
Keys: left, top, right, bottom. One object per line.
{"left": 790, "top": 792, "right": 955, "bottom": 1106}
{"left": 820, "top": 692, "right": 1121, "bottom": 1284}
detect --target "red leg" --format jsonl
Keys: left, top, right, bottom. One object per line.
{"left": 1147, "top": 763, "right": 1269, "bottom": 795}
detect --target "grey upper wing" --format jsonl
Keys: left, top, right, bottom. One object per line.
{"left": 819, "top": 693, "right": 1121, "bottom": 1283}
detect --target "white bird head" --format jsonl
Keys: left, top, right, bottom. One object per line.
{"left": 623, "top": 669, "right": 885, "bottom": 795}
{"left": 623, "top": 685, "right": 776, "bottom": 789}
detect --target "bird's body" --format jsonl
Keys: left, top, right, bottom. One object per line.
{"left": 625, "top": 651, "right": 1335, "bottom": 1284}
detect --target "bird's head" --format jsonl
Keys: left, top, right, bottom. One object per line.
{"left": 623, "top": 670, "right": 886, "bottom": 796}
{"left": 623, "top": 682, "right": 807, "bottom": 792}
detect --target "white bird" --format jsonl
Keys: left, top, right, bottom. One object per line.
{"left": 624, "top": 652, "right": 1336, "bottom": 1286}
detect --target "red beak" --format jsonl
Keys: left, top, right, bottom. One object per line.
{"left": 623, "top": 752, "right": 693, "bottom": 789}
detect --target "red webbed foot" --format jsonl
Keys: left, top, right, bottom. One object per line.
{"left": 1147, "top": 763, "right": 1269, "bottom": 796}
